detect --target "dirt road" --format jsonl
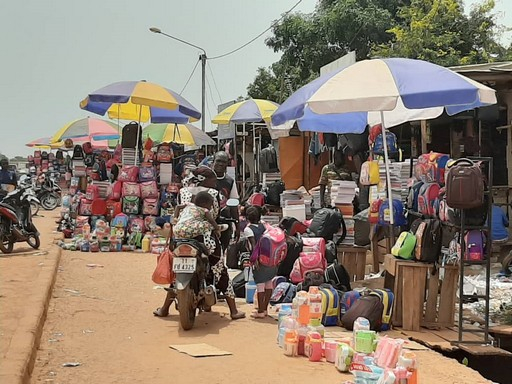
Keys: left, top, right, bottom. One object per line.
{"left": 28, "top": 215, "right": 490, "bottom": 384}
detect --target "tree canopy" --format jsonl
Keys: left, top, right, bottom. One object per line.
{"left": 247, "top": 0, "right": 509, "bottom": 101}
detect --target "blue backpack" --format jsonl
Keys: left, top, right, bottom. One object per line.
{"left": 407, "top": 181, "right": 424, "bottom": 211}
{"left": 319, "top": 284, "right": 341, "bottom": 326}
{"left": 378, "top": 199, "right": 407, "bottom": 227}
{"left": 373, "top": 131, "right": 398, "bottom": 156}
{"left": 369, "top": 288, "right": 395, "bottom": 331}
{"left": 269, "top": 282, "right": 297, "bottom": 305}
{"left": 341, "top": 290, "right": 361, "bottom": 315}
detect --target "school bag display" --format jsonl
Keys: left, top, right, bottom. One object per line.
{"left": 290, "top": 252, "right": 327, "bottom": 284}
{"left": 391, "top": 232, "right": 416, "bottom": 260}
{"left": 279, "top": 217, "right": 308, "bottom": 236}
{"left": 341, "top": 295, "right": 383, "bottom": 331}
{"left": 372, "top": 131, "right": 398, "bottom": 156}
{"left": 139, "top": 165, "right": 156, "bottom": 182}
{"left": 378, "top": 199, "right": 407, "bottom": 227}
{"left": 369, "top": 288, "right": 395, "bottom": 331}
{"left": 270, "top": 282, "right": 297, "bottom": 305}
{"left": 325, "top": 240, "right": 337, "bottom": 264}
{"left": 445, "top": 158, "right": 484, "bottom": 209}
{"left": 412, "top": 218, "right": 442, "bottom": 263}
{"left": 156, "top": 144, "right": 173, "bottom": 163}
{"left": 319, "top": 284, "right": 341, "bottom": 326}
{"left": 250, "top": 227, "right": 288, "bottom": 267}
{"left": 112, "top": 213, "right": 129, "bottom": 228}
{"left": 309, "top": 207, "right": 345, "bottom": 241}
{"left": 464, "top": 230, "right": 486, "bottom": 261}
{"left": 247, "top": 192, "right": 266, "bottom": 207}
{"left": 324, "top": 262, "right": 351, "bottom": 292}
{"left": 123, "top": 196, "right": 140, "bottom": 215}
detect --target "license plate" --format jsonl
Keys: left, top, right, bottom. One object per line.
{"left": 172, "top": 257, "right": 197, "bottom": 273}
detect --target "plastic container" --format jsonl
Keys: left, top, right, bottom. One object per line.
{"left": 354, "top": 330, "right": 376, "bottom": 354}
{"left": 374, "top": 336, "right": 403, "bottom": 368}
{"left": 295, "top": 291, "right": 310, "bottom": 326}
{"left": 278, "top": 305, "right": 293, "bottom": 329}
{"left": 283, "top": 330, "right": 298, "bottom": 357}
{"left": 297, "top": 325, "right": 308, "bottom": 356}
{"left": 142, "top": 235, "right": 151, "bottom": 253}
{"left": 278, "top": 316, "right": 297, "bottom": 348}
{"left": 353, "top": 317, "right": 370, "bottom": 342}
{"left": 304, "top": 331, "right": 323, "bottom": 362}
{"left": 245, "top": 281, "right": 257, "bottom": 304}
{"left": 308, "top": 286, "right": 322, "bottom": 320}
{"left": 335, "top": 343, "right": 354, "bottom": 372}
{"left": 307, "top": 318, "right": 325, "bottom": 338}
{"left": 324, "top": 340, "right": 338, "bottom": 363}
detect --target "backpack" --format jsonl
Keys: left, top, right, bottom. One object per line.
{"left": 269, "top": 282, "right": 297, "bottom": 305}
{"left": 373, "top": 131, "right": 398, "bottom": 156}
{"left": 91, "top": 199, "right": 107, "bottom": 216}
{"left": 86, "top": 185, "right": 100, "bottom": 201}
{"left": 319, "top": 284, "right": 341, "bottom": 326}
{"left": 250, "top": 227, "right": 287, "bottom": 267}
{"left": 128, "top": 216, "right": 145, "bottom": 233}
{"left": 324, "top": 262, "right": 351, "bottom": 292}
{"left": 298, "top": 271, "right": 326, "bottom": 291}
{"left": 259, "top": 146, "right": 279, "bottom": 173}
{"left": 391, "top": 231, "right": 417, "bottom": 260}
{"left": 378, "top": 199, "right": 407, "bottom": 227}
{"left": 417, "top": 182, "right": 440, "bottom": 216}
{"left": 56, "top": 150, "right": 64, "bottom": 160}
{"left": 341, "top": 290, "right": 361, "bottom": 316}
{"left": 72, "top": 145, "right": 84, "bottom": 160}
{"left": 279, "top": 217, "right": 308, "bottom": 236}
{"left": 359, "top": 160, "right": 380, "bottom": 186}
{"left": 445, "top": 158, "right": 484, "bottom": 209}
{"left": 325, "top": 240, "right": 337, "bottom": 264}
{"left": 112, "top": 213, "right": 129, "bottom": 228}
{"left": 247, "top": 192, "right": 266, "bottom": 207}
{"left": 412, "top": 218, "right": 442, "bottom": 263}
{"left": 108, "top": 181, "right": 123, "bottom": 201}
{"left": 464, "top": 230, "right": 486, "bottom": 261}
{"left": 302, "top": 237, "right": 326, "bottom": 255}
{"left": 139, "top": 165, "right": 156, "bottom": 182}
{"left": 142, "top": 198, "right": 159, "bottom": 216}
{"left": 290, "top": 252, "right": 327, "bottom": 284}
{"left": 369, "top": 199, "right": 383, "bottom": 224}
{"left": 140, "top": 181, "right": 159, "bottom": 199}
{"left": 122, "top": 182, "right": 140, "bottom": 197}
{"left": 369, "top": 289, "right": 394, "bottom": 331}
{"left": 266, "top": 181, "right": 285, "bottom": 206}
{"left": 232, "top": 271, "right": 246, "bottom": 298}
{"left": 123, "top": 196, "right": 140, "bottom": 215}
{"left": 341, "top": 295, "right": 383, "bottom": 331}
{"left": 277, "top": 235, "right": 303, "bottom": 278}
{"left": 309, "top": 207, "right": 345, "bottom": 241}
{"left": 156, "top": 144, "right": 173, "bottom": 163}
{"left": 121, "top": 122, "right": 142, "bottom": 149}
{"left": 118, "top": 166, "right": 139, "bottom": 182}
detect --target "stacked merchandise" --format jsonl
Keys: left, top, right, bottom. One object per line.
{"left": 368, "top": 161, "right": 402, "bottom": 205}
{"left": 281, "top": 190, "right": 306, "bottom": 221}
{"left": 27, "top": 149, "right": 69, "bottom": 181}
{"left": 399, "top": 159, "right": 417, "bottom": 203}
{"left": 330, "top": 180, "right": 357, "bottom": 245}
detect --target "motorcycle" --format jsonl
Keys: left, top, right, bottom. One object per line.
{"left": 173, "top": 198, "right": 239, "bottom": 330}
{"left": 0, "top": 186, "right": 41, "bottom": 253}
{"left": 36, "top": 176, "right": 61, "bottom": 211}
{"left": 18, "top": 175, "right": 40, "bottom": 216}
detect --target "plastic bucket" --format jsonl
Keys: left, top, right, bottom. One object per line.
{"left": 245, "top": 282, "right": 257, "bottom": 304}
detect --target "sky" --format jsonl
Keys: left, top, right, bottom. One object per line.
{"left": 1, "top": 0, "right": 510, "bottom": 158}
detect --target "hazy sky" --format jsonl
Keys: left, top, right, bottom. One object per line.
{"left": 1, "top": 0, "right": 510, "bottom": 158}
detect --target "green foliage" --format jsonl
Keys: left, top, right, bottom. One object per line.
{"left": 247, "top": 0, "right": 508, "bottom": 100}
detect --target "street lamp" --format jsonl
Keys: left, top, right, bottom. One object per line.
{"left": 149, "top": 27, "right": 207, "bottom": 133}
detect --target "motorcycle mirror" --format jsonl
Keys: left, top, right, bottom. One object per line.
{"left": 226, "top": 198, "right": 239, "bottom": 207}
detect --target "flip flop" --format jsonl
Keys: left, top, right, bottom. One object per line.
{"left": 153, "top": 307, "right": 169, "bottom": 317}
{"left": 230, "top": 311, "right": 246, "bottom": 320}
{"left": 250, "top": 311, "right": 267, "bottom": 319}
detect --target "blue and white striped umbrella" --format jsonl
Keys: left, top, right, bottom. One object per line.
{"left": 271, "top": 58, "right": 496, "bottom": 133}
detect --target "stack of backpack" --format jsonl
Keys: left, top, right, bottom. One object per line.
{"left": 391, "top": 218, "right": 442, "bottom": 262}
{"left": 340, "top": 288, "right": 395, "bottom": 331}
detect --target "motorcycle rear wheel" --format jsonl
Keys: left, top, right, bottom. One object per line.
{"left": 177, "top": 287, "right": 196, "bottom": 330}
{"left": 0, "top": 224, "right": 14, "bottom": 254}
{"left": 27, "top": 234, "right": 40, "bottom": 249}
{"left": 41, "top": 194, "right": 59, "bottom": 211}
{"left": 30, "top": 202, "right": 40, "bottom": 216}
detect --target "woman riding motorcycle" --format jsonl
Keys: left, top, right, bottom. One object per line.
{"left": 153, "top": 166, "right": 245, "bottom": 320}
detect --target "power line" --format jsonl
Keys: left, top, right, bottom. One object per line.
{"left": 207, "top": 62, "right": 223, "bottom": 104}
{"left": 179, "top": 58, "right": 200, "bottom": 95}
{"left": 208, "top": 0, "right": 303, "bottom": 60}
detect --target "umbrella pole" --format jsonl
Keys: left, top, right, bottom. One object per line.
{"left": 242, "top": 123, "right": 246, "bottom": 197}
{"left": 253, "top": 125, "right": 257, "bottom": 189}
{"left": 380, "top": 111, "right": 394, "bottom": 226}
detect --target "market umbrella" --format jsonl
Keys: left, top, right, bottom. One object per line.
{"left": 143, "top": 123, "right": 215, "bottom": 146}
{"left": 26, "top": 137, "right": 60, "bottom": 149}
{"left": 272, "top": 58, "right": 496, "bottom": 223}
{"left": 79, "top": 80, "right": 201, "bottom": 121}
{"left": 81, "top": 100, "right": 199, "bottom": 124}
{"left": 50, "top": 117, "right": 120, "bottom": 143}
{"left": 211, "top": 98, "right": 279, "bottom": 124}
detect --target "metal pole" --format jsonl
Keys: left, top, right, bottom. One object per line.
{"left": 201, "top": 53, "right": 207, "bottom": 133}
{"left": 380, "top": 111, "right": 394, "bottom": 225}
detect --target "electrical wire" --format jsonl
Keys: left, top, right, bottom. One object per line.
{"left": 207, "top": 62, "right": 223, "bottom": 104}
{"left": 179, "top": 58, "right": 200, "bottom": 95}
{"left": 208, "top": 0, "right": 303, "bottom": 60}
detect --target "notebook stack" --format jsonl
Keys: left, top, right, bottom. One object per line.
{"left": 122, "top": 148, "right": 139, "bottom": 166}
{"left": 330, "top": 180, "right": 357, "bottom": 245}
{"left": 399, "top": 159, "right": 417, "bottom": 203}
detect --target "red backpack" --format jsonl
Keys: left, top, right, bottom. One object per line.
{"left": 369, "top": 199, "right": 383, "bottom": 224}
{"left": 249, "top": 227, "right": 287, "bottom": 267}
{"left": 417, "top": 183, "right": 440, "bottom": 217}
{"left": 247, "top": 192, "right": 265, "bottom": 207}
{"left": 289, "top": 252, "right": 327, "bottom": 284}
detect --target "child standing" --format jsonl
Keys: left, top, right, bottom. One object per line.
{"left": 245, "top": 206, "right": 276, "bottom": 318}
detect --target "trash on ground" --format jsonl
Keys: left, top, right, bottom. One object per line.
{"left": 169, "top": 343, "right": 232, "bottom": 357}
{"left": 82, "top": 329, "right": 94, "bottom": 334}
{"left": 86, "top": 263, "right": 104, "bottom": 268}
{"left": 62, "top": 362, "right": 81, "bottom": 367}
{"left": 63, "top": 289, "right": 80, "bottom": 295}
{"left": 48, "top": 338, "right": 60, "bottom": 343}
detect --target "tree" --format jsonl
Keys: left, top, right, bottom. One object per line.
{"left": 372, "top": 0, "right": 506, "bottom": 66}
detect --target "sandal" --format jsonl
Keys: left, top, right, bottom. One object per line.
{"left": 230, "top": 311, "right": 246, "bottom": 320}
{"left": 250, "top": 311, "right": 267, "bottom": 319}
{"left": 153, "top": 307, "right": 169, "bottom": 317}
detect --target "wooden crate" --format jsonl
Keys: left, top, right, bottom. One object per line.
{"left": 337, "top": 245, "right": 368, "bottom": 282}
{"left": 384, "top": 254, "right": 459, "bottom": 331}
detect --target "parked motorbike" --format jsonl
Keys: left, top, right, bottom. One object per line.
{"left": 0, "top": 186, "right": 41, "bottom": 253}
{"left": 18, "top": 175, "right": 40, "bottom": 216}
{"left": 173, "top": 198, "right": 239, "bottom": 330}
{"left": 35, "top": 177, "right": 61, "bottom": 211}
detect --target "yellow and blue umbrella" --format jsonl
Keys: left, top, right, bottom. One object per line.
{"left": 211, "top": 99, "right": 279, "bottom": 124}
{"left": 143, "top": 123, "right": 215, "bottom": 146}
{"left": 51, "top": 117, "right": 120, "bottom": 143}
{"left": 79, "top": 80, "right": 201, "bottom": 121}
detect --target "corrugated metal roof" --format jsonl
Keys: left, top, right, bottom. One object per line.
{"left": 450, "top": 61, "right": 512, "bottom": 73}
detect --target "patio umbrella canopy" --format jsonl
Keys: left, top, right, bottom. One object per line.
{"left": 51, "top": 117, "right": 120, "bottom": 143}
{"left": 272, "top": 58, "right": 497, "bottom": 224}
{"left": 143, "top": 123, "right": 215, "bottom": 146}
{"left": 212, "top": 99, "right": 279, "bottom": 124}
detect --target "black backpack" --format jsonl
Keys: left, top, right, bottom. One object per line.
{"left": 56, "top": 150, "right": 64, "bottom": 160}
{"left": 309, "top": 207, "right": 346, "bottom": 242}
{"left": 259, "top": 146, "right": 279, "bottom": 173}
{"left": 232, "top": 271, "right": 246, "bottom": 299}
{"left": 277, "top": 235, "right": 303, "bottom": 278}
{"left": 298, "top": 271, "right": 325, "bottom": 292}
{"left": 226, "top": 238, "right": 248, "bottom": 270}
{"left": 341, "top": 295, "right": 383, "bottom": 331}
{"left": 324, "top": 262, "right": 351, "bottom": 292}
{"left": 325, "top": 240, "right": 337, "bottom": 264}
{"left": 84, "top": 153, "right": 96, "bottom": 167}
{"left": 121, "top": 121, "right": 143, "bottom": 149}
{"left": 411, "top": 218, "right": 442, "bottom": 263}
{"left": 266, "top": 181, "right": 285, "bottom": 206}
{"left": 72, "top": 145, "right": 84, "bottom": 160}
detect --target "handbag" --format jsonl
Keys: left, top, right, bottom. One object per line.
{"left": 151, "top": 226, "right": 176, "bottom": 285}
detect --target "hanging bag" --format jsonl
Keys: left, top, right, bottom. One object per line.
{"left": 359, "top": 159, "right": 380, "bottom": 186}
{"left": 152, "top": 226, "right": 175, "bottom": 285}
{"left": 445, "top": 158, "right": 484, "bottom": 209}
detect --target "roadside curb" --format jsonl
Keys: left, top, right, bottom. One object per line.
{"left": 0, "top": 244, "right": 62, "bottom": 384}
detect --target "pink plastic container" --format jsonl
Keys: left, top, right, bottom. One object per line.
{"left": 305, "top": 332, "right": 323, "bottom": 362}
{"left": 324, "top": 341, "right": 338, "bottom": 363}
